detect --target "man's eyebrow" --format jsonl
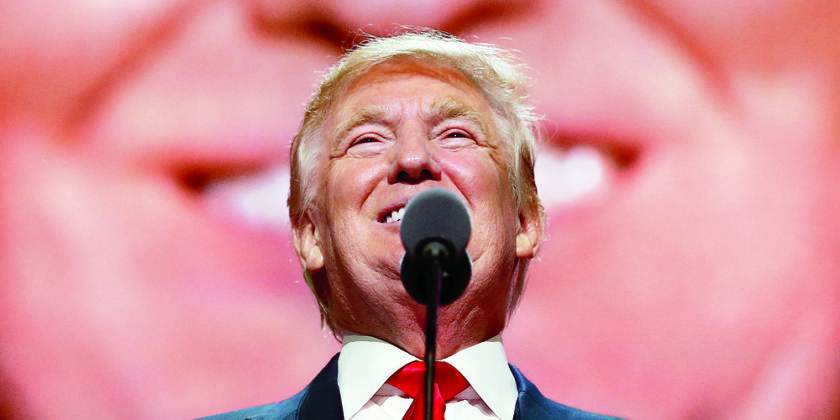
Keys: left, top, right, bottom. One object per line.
{"left": 332, "top": 106, "right": 389, "bottom": 144}
{"left": 427, "top": 97, "right": 490, "bottom": 137}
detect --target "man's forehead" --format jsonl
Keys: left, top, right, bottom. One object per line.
{"left": 345, "top": 58, "right": 473, "bottom": 92}
{"left": 328, "top": 60, "right": 493, "bottom": 135}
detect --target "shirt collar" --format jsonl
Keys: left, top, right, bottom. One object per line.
{"left": 337, "top": 334, "right": 518, "bottom": 420}
{"left": 337, "top": 334, "right": 416, "bottom": 419}
{"left": 443, "top": 335, "right": 518, "bottom": 420}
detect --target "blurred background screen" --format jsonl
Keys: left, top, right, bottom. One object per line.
{"left": 1, "top": 1, "right": 839, "bottom": 419}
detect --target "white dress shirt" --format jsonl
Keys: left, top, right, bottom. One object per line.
{"left": 337, "top": 334, "right": 518, "bottom": 420}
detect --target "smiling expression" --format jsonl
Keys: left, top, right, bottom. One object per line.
{"left": 294, "top": 59, "right": 539, "bottom": 356}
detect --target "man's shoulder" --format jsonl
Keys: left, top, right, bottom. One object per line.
{"left": 196, "top": 391, "right": 304, "bottom": 420}
{"left": 196, "top": 354, "right": 342, "bottom": 420}
{"left": 510, "top": 364, "right": 627, "bottom": 420}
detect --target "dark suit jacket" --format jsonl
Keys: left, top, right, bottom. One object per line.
{"left": 199, "top": 355, "right": 625, "bottom": 420}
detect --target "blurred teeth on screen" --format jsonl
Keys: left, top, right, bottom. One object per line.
{"left": 534, "top": 145, "right": 611, "bottom": 208}
{"left": 202, "top": 165, "right": 290, "bottom": 232}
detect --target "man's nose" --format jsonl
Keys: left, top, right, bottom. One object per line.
{"left": 387, "top": 133, "right": 442, "bottom": 184}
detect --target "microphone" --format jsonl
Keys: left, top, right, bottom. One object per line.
{"left": 399, "top": 188, "right": 472, "bottom": 420}
{"left": 399, "top": 188, "right": 472, "bottom": 306}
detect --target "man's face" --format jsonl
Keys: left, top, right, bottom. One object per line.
{"left": 296, "top": 61, "right": 538, "bottom": 357}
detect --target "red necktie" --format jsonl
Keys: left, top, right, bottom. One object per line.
{"left": 385, "top": 361, "right": 470, "bottom": 420}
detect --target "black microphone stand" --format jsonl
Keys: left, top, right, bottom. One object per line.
{"left": 399, "top": 188, "right": 472, "bottom": 420}
{"left": 421, "top": 241, "right": 448, "bottom": 420}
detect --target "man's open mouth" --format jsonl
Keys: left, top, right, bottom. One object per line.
{"left": 381, "top": 206, "right": 406, "bottom": 223}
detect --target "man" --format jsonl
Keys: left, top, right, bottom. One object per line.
{"left": 204, "top": 31, "right": 622, "bottom": 420}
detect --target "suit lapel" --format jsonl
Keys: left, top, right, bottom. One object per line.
{"left": 296, "top": 354, "right": 344, "bottom": 420}
{"left": 510, "top": 363, "right": 564, "bottom": 420}
{"left": 511, "top": 363, "right": 538, "bottom": 420}
{"left": 510, "top": 364, "right": 624, "bottom": 420}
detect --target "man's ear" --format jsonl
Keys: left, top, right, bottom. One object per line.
{"left": 292, "top": 213, "right": 325, "bottom": 273}
{"left": 515, "top": 208, "right": 543, "bottom": 259}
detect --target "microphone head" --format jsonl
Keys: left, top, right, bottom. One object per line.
{"left": 400, "top": 188, "right": 471, "bottom": 261}
{"left": 399, "top": 188, "right": 472, "bottom": 306}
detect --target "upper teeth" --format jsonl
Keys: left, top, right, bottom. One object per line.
{"left": 384, "top": 207, "right": 406, "bottom": 223}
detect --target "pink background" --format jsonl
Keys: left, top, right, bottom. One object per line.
{"left": 2, "top": 1, "right": 839, "bottom": 419}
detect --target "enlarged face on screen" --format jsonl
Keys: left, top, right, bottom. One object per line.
{"left": 3, "top": 0, "right": 839, "bottom": 419}
{"left": 293, "top": 60, "right": 540, "bottom": 357}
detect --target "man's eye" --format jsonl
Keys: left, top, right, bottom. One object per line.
{"left": 438, "top": 129, "right": 477, "bottom": 148}
{"left": 352, "top": 136, "right": 380, "bottom": 146}
{"left": 344, "top": 134, "right": 387, "bottom": 157}
{"left": 445, "top": 131, "right": 469, "bottom": 138}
